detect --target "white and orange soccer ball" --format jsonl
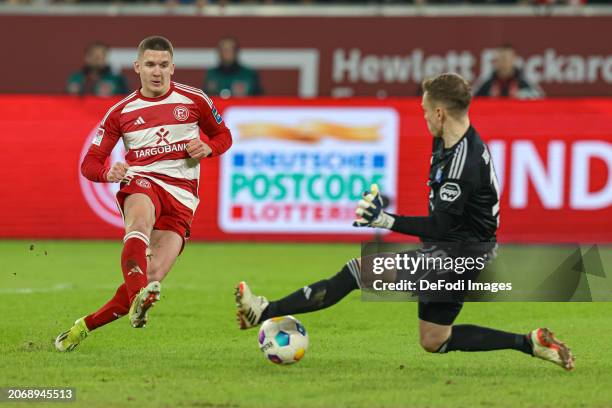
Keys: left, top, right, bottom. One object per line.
{"left": 258, "top": 316, "right": 308, "bottom": 365}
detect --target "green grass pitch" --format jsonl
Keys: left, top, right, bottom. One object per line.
{"left": 1, "top": 241, "right": 612, "bottom": 408}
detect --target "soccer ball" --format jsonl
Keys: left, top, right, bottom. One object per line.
{"left": 258, "top": 316, "right": 308, "bottom": 365}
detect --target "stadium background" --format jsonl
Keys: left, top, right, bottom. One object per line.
{"left": 1, "top": 3, "right": 612, "bottom": 408}
{"left": 0, "top": 7, "right": 611, "bottom": 243}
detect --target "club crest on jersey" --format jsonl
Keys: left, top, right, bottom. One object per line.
{"left": 136, "top": 178, "right": 152, "bottom": 189}
{"left": 440, "top": 182, "right": 461, "bottom": 202}
{"left": 92, "top": 127, "right": 104, "bottom": 146}
{"left": 173, "top": 105, "right": 190, "bottom": 122}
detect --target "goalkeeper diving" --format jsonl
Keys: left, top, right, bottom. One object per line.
{"left": 234, "top": 73, "right": 574, "bottom": 371}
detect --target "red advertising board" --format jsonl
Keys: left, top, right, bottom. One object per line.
{"left": 0, "top": 96, "right": 610, "bottom": 243}
{"left": 1, "top": 15, "right": 611, "bottom": 97}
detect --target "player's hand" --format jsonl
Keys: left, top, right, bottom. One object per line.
{"left": 106, "top": 162, "right": 130, "bottom": 183}
{"left": 186, "top": 139, "right": 212, "bottom": 160}
{"left": 353, "top": 184, "right": 394, "bottom": 229}
{"left": 353, "top": 184, "right": 383, "bottom": 226}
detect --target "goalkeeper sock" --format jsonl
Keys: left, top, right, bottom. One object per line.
{"left": 262, "top": 264, "right": 359, "bottom": 320}
{"left": 438, "top": 324, "right": 533, "bottom": 355}
{"left": 121, "top": 231, "right": 149, "bottom": 301}
{"left": 84, "top": 283, "right": 130, "bottom": 331}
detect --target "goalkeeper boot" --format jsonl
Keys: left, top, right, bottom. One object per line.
{"left": 235, "top": 281, "right": 269, "bottom": 330}
{"left": 529, "top": 328, "right": 575, "bottom": 371}
{"left": 55, "top": 317, "right": 89, "bottom": 352}
{"left": 129, "top": 281, "right": 161, "bottom": 328}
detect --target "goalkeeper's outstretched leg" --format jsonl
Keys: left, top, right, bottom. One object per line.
{"left": 236, "top": 259, "right": 361, "bottom": 329}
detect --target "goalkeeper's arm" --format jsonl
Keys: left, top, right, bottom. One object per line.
{"left": 386, "top": 212, "right": 461, "bottom": 240}
{"left": 353, "top": 183, "right": 462, "bottom": 240}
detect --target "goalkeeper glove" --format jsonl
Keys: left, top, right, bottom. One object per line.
{"left": 352, "top": 184, "right": 395, "bottom": 229}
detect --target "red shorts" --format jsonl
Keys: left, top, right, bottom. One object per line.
{"left": 116, "top": 176, "right": 194, "bottom": 247}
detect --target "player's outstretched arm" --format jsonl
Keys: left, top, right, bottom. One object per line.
{"left": 353, "top": 184, "right": 395, "bottom": 229}
{"left": 352, "top": 184, "right": 461, "bottom": 240}
{"left": 388, "top": 212, "right": 460, "bottom": 240}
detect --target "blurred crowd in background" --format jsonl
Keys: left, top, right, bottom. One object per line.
{"left": 5, "top": 0, "right": 607, "bottom": 97}
{"left": 67, "top": 38, "right": 543, "bottom": 99}
{"left": 67, "top": 37, "right": 264, "bottom": 98}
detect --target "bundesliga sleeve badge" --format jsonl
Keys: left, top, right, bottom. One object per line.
{"left": 92, "top": 127, "right": 105, "bottom": 146}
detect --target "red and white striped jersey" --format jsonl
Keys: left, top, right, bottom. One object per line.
{"left": 81, "top": 82, "right": 232, "bottom": 213}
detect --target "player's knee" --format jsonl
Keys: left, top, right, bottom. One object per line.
{"left": 125, "top": 220, "right": 152, "bottom": 235}
{"left": 123, "top": 207, "right": 154, "bottom": 233}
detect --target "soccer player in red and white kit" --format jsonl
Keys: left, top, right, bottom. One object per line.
{"left": 55, "top": 36, "right": 232, "bottom": 351}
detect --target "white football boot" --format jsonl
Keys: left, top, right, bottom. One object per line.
{"left": 529, "top": 328, "right": 575, "bottom": 371}
{"left": 235, "top": 281, "right": 269, "bottom": 330}
{"left": 129, "top": 281, "right": 161, "bottom": 328}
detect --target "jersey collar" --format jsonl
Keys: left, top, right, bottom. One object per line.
{"left": 444, "top": 125, "right": 474, "bottom": 152}
{"left": 137, "top": 82, "right": 175, "bottom": 102}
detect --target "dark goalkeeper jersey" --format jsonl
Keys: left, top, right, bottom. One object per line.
{"left": 426, "top": 126, "right": 500, "bottom": 242}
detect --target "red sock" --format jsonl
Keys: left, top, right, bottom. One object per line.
{"left": 84, "top": 283, "right": 130, "bottom": 331}
{"left": 121, "top": 231, "right": 149, "bottom": 301}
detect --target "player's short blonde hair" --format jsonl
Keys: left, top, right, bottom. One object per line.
{"left": 422, "top": 73, "right": 472, "bottom": 116}
{"left": 137, "top": 36, "right": 174, "bottom": 58}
